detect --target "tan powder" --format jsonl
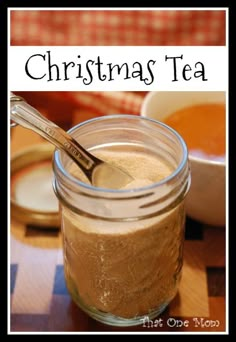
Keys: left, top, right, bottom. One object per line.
{"left": 62, "top": 148, "right": 184, "bottom": 318}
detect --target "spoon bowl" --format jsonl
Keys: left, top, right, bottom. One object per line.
{"left": 10, "top": 93, "right": 133, "bottom": 190}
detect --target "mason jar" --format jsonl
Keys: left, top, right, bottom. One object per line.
{"left": 53, "top": 115, "right": 191, "bottom": 327}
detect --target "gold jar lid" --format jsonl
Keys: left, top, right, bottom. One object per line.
{"left": 10, "top": 143, "right": 60, "bottom": 228}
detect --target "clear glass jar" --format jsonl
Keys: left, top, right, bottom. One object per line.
{"left": 53, "top": 115, "right": 190, "bottom": 327}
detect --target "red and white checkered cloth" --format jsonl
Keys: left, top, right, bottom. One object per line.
{"left": 11, "top": 9, "right": 226, "bottom": 122}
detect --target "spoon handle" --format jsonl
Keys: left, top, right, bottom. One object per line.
{"left": 10, "top": 93, "right": 98, "bottom": 175}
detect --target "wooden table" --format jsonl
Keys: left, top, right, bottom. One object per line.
{"left": 10, "top": 127, "right": 226, "bottom": 333}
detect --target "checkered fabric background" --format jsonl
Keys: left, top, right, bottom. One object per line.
{"left": 13, "top": 91, "right": 146, "bottom": 130}
{"left": 11, "top": 9, "right": 225, "bottom": 46}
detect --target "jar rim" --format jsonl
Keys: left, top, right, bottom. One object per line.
{"left": 53, "top": 114, "right": 189, "bottom": 195}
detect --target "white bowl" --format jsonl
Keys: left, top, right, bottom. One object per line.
{"left": 141, "top": 91, "right": 226, "bottom": 226}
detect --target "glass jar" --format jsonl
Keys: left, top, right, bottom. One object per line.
{"left": 53, "top": 115, "right": 190, "bottom": 327}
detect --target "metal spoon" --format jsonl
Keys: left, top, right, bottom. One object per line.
{"left": 10, "top": 93, "right": 133, "bottom": 189}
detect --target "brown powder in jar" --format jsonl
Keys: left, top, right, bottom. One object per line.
{"left": 62, "top": 149, "right": 185, "bottom": 318}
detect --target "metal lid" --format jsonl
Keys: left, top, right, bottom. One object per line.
{"left": 11, "top": 143, "right": 60, "bottom": 228}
